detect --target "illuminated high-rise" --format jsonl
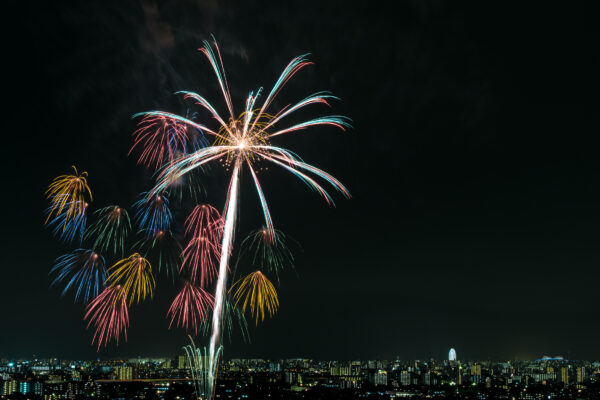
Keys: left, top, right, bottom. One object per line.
{"left": 560, "top": 367, "right": 568, "bottom": 385}
{"left": 178, "top": 355, "right": 187, "bottom": 370}
{"left": 116, "top": 366, "right": 132, "bottom": 380}
{"left": 449, "top": 348, "right": 457, "bottom": 361}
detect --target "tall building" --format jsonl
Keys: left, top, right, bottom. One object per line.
{"left": 560, "top": 367, "right": 568, "bottom": 385}
{"left": 577, "top": 367, "right": 586, "bottom": 383}
{"left": 421, "top": 372, "right": 431, "bottom": 385}
{"left": 350, "top": 361, "right": 361, "bottom": 376}
{"left": 400, "top": 371, "right": 410, "bottom": 386}
{"left": 178, "top": 355, "right": 187, "bottom": 370}
{"left": 372, "top": 370, "right": 388, "bottom": 386}
{"left": 116, "top": 366, "right": 132, "bottom": 380}
{"left": 449, "top": 348, "right": 457, "bottom": 361}
{"left": 33, "top": 382, "right": 44, "bottom": 396}
{"left": 471, "top": 364, "right": 482, "bottom": 384}
{"left": 2, "top": 380, "right": 17, "bottom": 395}
{"left": 18, "top": 381, "right": 31, "bottom": 394}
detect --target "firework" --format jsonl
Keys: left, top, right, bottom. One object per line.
{"left": 180, "top": 205, "right": 223, "bottom": 286}
{"left": 45, "top": 199, "right": 88, "bottom": 244}
{"left": 130, "top": 109, "right": 211, "bottom": 171}
{"left": 130, "top": 113, "right": 191, "bottom": 170}
{"left": 50, "top": 249, "right": 107, "bottom": 303}
{"left": 85, "top": 205, "right": 131, "bottom": 257}
{"left": 201, "top": 297, "right": 250, "bottom": 344}
{"left": 184, "top": 205, "right": 223, "bottom": 239}
{"left": 230, "top": 271, "right": 279, "bottom": 325}
{"left": 133, "top": 229, "right": 181, "bottom": 278}
{"left": 45, "top": 166, "right": 92, "bottom": 226}
{"left": 167, "top": 281, "right": 214, "bottom": 335}
{"left": 136, "top": 38, "right": 350, "bottom": 397}
{"left": 132, "top": 192, "right": 172, "bottom": 235}
{"left": 84, "top": 285, "right": 129, "bottom": 350}
{"left": 167, "top": 165, "right": 206, "bottom": 204}
{"left": 241, "top": 227, "right": 298, "bottom": 280}
{"left": 183, "top": 336, "right": 222, "bottom": 400}
{"left": 106, "top": 253, "right": 155, "bottom": 305}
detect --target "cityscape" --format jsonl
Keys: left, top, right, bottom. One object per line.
{"left": 1, "top": 349, "right": 598, "bottom": 399}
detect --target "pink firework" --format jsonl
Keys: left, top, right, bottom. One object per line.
{"left": 181, "top": 205, "right": 223, "bottom": 286}
{"left": 84, "top": 285, "right": 129, "bottom": 350}
{"left": 184, "top": 204, "right": 223, "bottom": 238}
{"left": 167, "top": 281, "right": 214, "bottom": 335}
{"left": 129, "top": 114, "right": 191, "bottom": 170}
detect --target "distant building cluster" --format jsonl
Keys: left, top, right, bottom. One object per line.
{"left": 0, "top": 355, "right": 599, "bottom": 399}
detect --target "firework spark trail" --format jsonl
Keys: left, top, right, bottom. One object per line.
{"left": 241, "top": 228, "right": 297, "bottom": 281}
{"left": 167, "top": 281, "right": 214, "bottom": 335}
{"left": 134, "top": 229, "right": 181, "bottom": 278}
{"left": 132, "top": 192, "right": 172, "bottom": 235}
{"left": 50, "top": 249, "right": 107, "bottom": 303}
{"left": 183, "top": 336, "right": 223, "bottom": 400}
{"left": 181, "top": 235, "right": 220, "bottom": 286}
{"left": 85, "top": 205, "right": 131, "bottom": 257}
{"left": 208, "top": 159, "right": 240, "bottom": 393}
{"left": 84, "top": 285, "right": 129, "bottom": 350}
{"left": 184, "top": 205, "right": 223, "bottom": 238}
{"left": 130, "top": 114, "right": 191, "bottom": 170}
{"left": 230, "top": 271, "right": 279, "bottom": 325}
{"left": 46, "top": 199, "right": 88, "bottom": 244}
{"left": 200, "top": 297, "right": 250, "bottom": 344}
{"left": 45, "top": 166, "right": 92, "bottom": 227}
{"left": 181, "top": 205, "right": 223, "bottom": 286}
{"left": 106, "top": 253, "right": 155, "bottom": 305}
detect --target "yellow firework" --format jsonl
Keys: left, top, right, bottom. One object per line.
{"left": 107, "top": 253, "right": 155, "bottom": 305}
{"left": 230, "top": 271, "right": 278, "bottom": 325}
{"left": 45, "top": 165, "right": 92, "bottom": 225}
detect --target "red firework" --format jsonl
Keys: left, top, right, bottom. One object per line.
{"left": 183, "top": 204, "right": 223, "bottom": 238}
{"left": 167, "top": 281, "right": 214, "bottom": 335}
{"left": 84, "top": 285, "right": 129, "bottom": 350}
{"left": 181, "top": 205, "right": 223, "bottom": 286}
{"left": 129, "top": 114, "right": 190, "bottom": 170}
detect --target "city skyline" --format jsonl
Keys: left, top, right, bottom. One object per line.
{"left": 1, "top": 356, "right": 598, "bottom": 399}
{"left": 1, "top": 0, "right": 594, "bottom": 364}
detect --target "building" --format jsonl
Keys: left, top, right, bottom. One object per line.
{"left": 471, "top": 364, "right": 482, "bottom": 384}
{"left": 400, "top": 371, "right": 411, "bottom": 386}
{"left": 421, "top": 372, "right": 431, "bottom": 385}
{"left": 449, "top": 348, "right": 457, "bottom": 361}
{"left": 178, "top": 355, "right": 187, "bottom": 370}
{"left": 373, "top": 370, "right": 388, "bottom": 386}
{"left": 560, "top": 367, "right": 568, "bottom": 385}
{"left": 116, "top": 366, "right": 132, "bottom": 380}
{"left": 18, "top": 381, "right": 31, "bottom": 394}
{"left": 2, "top": 380, "right": 17, "bottom": 396}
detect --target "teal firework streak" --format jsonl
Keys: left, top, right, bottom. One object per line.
{"left": 133, "top": 229, "right": 181, "bottom": 278}
{"left": 85, "top": 206, "right": 131, "bottom": 257}
{"left": 201, "top": 296, "right": 250, "bottom": 343}
{"left": 50, "top": 249, "right": 107, "bottom": 303}
{"left": 241, "top": 227, "right": 299, "bottom": 281}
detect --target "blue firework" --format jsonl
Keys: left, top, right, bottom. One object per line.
{"left": 132, "top": 192, "right": 172, "bottom": 235}
{"left": 50, "top": 249, "right": 107, "bottom": 303}
{"left": 45, "top": 198, "right": 88, "bottom": 244}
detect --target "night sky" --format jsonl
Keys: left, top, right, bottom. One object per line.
{"left": 2, "top": 1, "right": 594, "bottom": 361}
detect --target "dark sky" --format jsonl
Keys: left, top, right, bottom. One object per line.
{"left": 2, "top": 1, "right": 594, "bottom": 361}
